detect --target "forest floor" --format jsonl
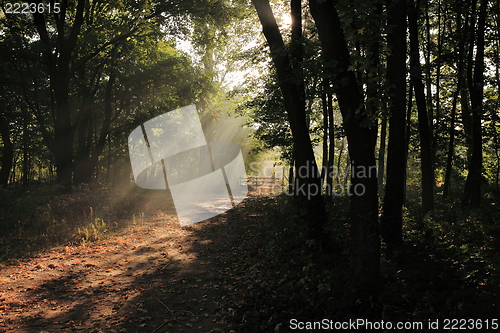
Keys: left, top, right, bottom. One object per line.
{"left": 0, "top": 192, "right": 274, "bottom": 333}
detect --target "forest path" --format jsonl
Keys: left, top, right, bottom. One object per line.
{"left": 0, "top": 195, "right": 271, "bottom": 333}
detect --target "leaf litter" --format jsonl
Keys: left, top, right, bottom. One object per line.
{"left": 0, "top": 195, "right": 272, "bottom": 333}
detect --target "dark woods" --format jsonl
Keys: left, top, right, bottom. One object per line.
{"left": 1, "top": 0, "right": 500, "bottom": 328}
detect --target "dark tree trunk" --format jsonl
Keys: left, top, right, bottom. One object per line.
{"left": 22, "top": 106, "right": 29, "bottom": 185}
{"left": 74, "top": 105, "right": 93, "bottom": 185}
{"left": 443, "top": 3, "right": 469, "bottom": 199}
{"left": 0, "top": 115, "right": 14, "bottom": 187}
{"left": 33, "top": 0, "right": 86, "bottom": 190}
{"left": 337, "top": 138, "right": 344, "bottom": 184}
{"left": 74, "top": 72, "right": 116, "bottom": 184}
{"left": 408, "top": 0, "right": 434, "bottom": 215}
{"left": 381, "top": 0, "right": 407, "bottom": 251}
{"left": 320, "top": 83, "right": 329, "bottom": 184}
{"left": 463, "top": 0, "right": 486, "bottom": 208}
{"left": 288, "top": 156, "right": 295, "bottom": 194}
{"left": 252, "top": 0, "right": 328, "bottom": 249}
{"left": 327, "top": 87, "right": 334, "bottom": 196}
{"left": 308, "top": 0, "right": 380, "bottom": 300}
{"left": 404, "top": 82, "right": 414, "bottom": 200}
{"left": 433, "top": 0, "right": 443, "bottom": 166}
{"left": 378, "top": 117, "right": 387, "bottom": 198}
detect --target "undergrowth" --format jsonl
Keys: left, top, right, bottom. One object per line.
{"left": 247, "top": 192, "right": 500, "bottom": 332}
{"left": 0, "top": 184, "right": 172, "bottom": 263}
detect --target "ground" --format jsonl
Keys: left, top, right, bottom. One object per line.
{"left": 0, "top": 194, "right": 272, "bottom": 333}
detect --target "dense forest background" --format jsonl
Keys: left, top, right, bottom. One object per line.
{"left": 1, "top": 0, "right": 500, "bottom": 329}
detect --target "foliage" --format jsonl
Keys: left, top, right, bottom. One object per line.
{"left": 0, "top": 184, "right": 168, "bottom": 262}
{"left": 80, "top": 218, "right": 108, "bottom": 245}
{"left": 244, "top": 191, "right": 498, "bottom": 326}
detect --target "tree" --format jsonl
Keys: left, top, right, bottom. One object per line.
{"left": 308, "top": 0, "right": 380, "bottom": 299}
{"left": 463, "top": 0, "right": 487, "bottom": 207}
{"left": 408, "top": 0, "right": 434, "bottom": 214}
{"left": 0, "top": 115, "right": 13, "bottom": 188}
{"left": 1, "top": 0, "right": 234, "bottom": 188}
{"left": 251, "top": 0, "right": 328, "bottom": 249}
{"left": 381, "top": 0, "right": 407, "bottom": 251}
{"left": 443, "top": 0, "right": 469, "bottom": 199}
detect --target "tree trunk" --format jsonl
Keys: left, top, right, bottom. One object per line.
{"left": 433, "top": 0, "right": 443, "bottom": 166}
{"left": 378, "top": 117, "right": 387, "bottom": 198}
{"left": 252, "top": 0, "right": 328, "bottom": 249}
{"left": 33, "top": 0, "right": 87, "bottom": 190}
{"left": 337, "top": 137, "right": 344, "bottom": 184}
{"left": 408, "top": 0, "right": 434, "bottom": 215}
{"left": 321, "top": 84, "right": 329, "bottom": 184}
{"left": 327, "top": 88, "right": 334, "bottom": 196}
{"left": 74, "top": 105, "right": 93, "bottom": 185}
{"left": 463, "top": 0, "right": 486, "bottom": 208}
{"left": 443, "top": 3, "right": 469, "bottom": 199}
{"left": 309, "top": 0, "right": 380, "bottom": 300}
{"left": 22, "top": 106, "right": 30, "bottom": 185}
{"left": 74, "top": 71, "right": 116, "bottom": 184}
{"left": 404, "top": 82, "right": 414, "bottom": 200}
{"left": 381, "top": 0, "right": 407, "bottom": 251}
{"left": 0, "top": 115, "right": 14, "bottom": 187}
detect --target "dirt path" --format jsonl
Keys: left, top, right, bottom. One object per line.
{"left": 0, "top": 195, "right": 271, "bottom": 333}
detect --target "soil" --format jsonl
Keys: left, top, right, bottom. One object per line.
{"left": 0, "top": 194, "right": 273, "bottom": 333}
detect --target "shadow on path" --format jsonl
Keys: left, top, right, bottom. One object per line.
{"left": 0, "top": 194, "right": 272, "bottom": 333}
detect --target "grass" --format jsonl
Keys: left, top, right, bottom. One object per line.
{"left": 0, "top": 184, "right": 172, "bottom": 263}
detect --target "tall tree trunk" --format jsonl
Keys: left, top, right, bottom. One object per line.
{"left": 22, "top": 106, "right": 30, "bottom": 185}
{"left": 326, "top": 88, "right": 334, "bottom": 196}
{"left": 0, "top": 115, "right": 14, "bottom": 187}
{"left": 378, "top": 117, "right": 387, "bottom": 198}
{"left": 337, "top": 138, "right": 344, "bottom": 184}
{"left": 495, "top": 4, "right": 500, "bottom": 193}
{"left": 404, "top": 82, "right": 414, "bottom": 200}
{"left": 408, "top": 0, "right": 434, "bottom": 215}
{"left": 433, "top": 0, "right": 443, "bottom": 165}
{"left": 443, "top": 3, "right": 469, "bottom": 199}
{"left": 32, "top": 0, "right": 87, "bottom": 190}
{"left": 309, "top": 0, "right": 380, "bottom": 300}
{"left": 424, "top": 0, "right": 433, "bottom": 117}
{"left": 252, "top": 0, "right": 328, "bottom": 249}
{"left": 288, "top": 154, "right": 295, "bottom": 194}
{"left": 463, "top": 0, "right": 486, "bottom": 207}
{"left": 74, "top": 71, "right": 116, "bottom": 184}
{"left": 74, "top": 104, "right": 93, "bottom": 185}
{"left": 321, "top": 82, "right": 329, "bottom": 184}
{"left": 381, "top": 0, "right": 407, "bottom": 251}
{"left": 86, "top": 72, "right": 116, "bottom": 183}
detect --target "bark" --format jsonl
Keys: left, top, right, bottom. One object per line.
{"left": 33, "top": 0, "right": 87, "bottom": 190}
{"left": 0, "top": 115, "right": 14, "bottom": 187}
{"left": 408, "top": 0, "right": 434, "bottom": 214}
{"left": 252, "top": 0, "right": 328, "bottom": 249}
{"left": 404, "top": 82, "right": 414, "bottom": 200}
{"left": 463, "top": 0, "right": 486, "bottom": 207}
{"left": 424, "top": 0, "right": 433, "bottom": 115}
{"left": 326, "top": 89, "right": 334, "bottom": 196}
{"left": 74, "top": 71, "right": 116, "bottom": 184}
{"left": 73, "top": 103, "right": 93, "bottom": 185}
{"left": 22, "top": 106, "right": 29, "bottom": 185}
{"left": 433, "top": 0, "right": 443, "bottom": 163}
{"left": 381, "top": 0, "right": 407, "bottom": 251}
{"left": 309, "top": 0, "right": 380, "bottom": 300}
{"left": 443, "top": 4, "right": 469, "bottom": 199}
{"left": 321, "top": 83, "right": 329, "bottom": 184}
{"left": 378, "top": 117, "right": 387, "bottom": 198}
{"left": 337, "top": 138, "right": 344, "bottom": 184}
